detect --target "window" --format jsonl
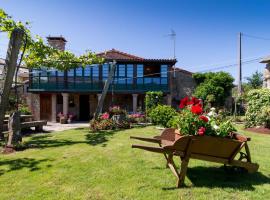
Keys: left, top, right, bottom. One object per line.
{"left": 117, "top": 64, "right": 125, "bottom": 84}
{"left": 137, "top": 64, "right": 144, "bottom": 84}
{"left": 76, "top": 67, "right": 83, "bottom": 76}
{"left": 32, "top": 69, "right": 40, "bottom": 77}
{"left": 84, "top": 65, "right": 91, "bottom": 77}
{"left": 68, "top": 69, "right": 75, "bottom": 77}
{"left": 102, "top": 64, "right": 109, "bottom": 81}
{"left": 57, "top": 70, "right": 64, "bottom": 77}
{"left": 118, "top": 64, "right": 125, "bottom": 77}
{"left": 49, "top": 69, "right": 56, "bottom": 76}
{"left": 161, "top": 65, "right": 168, "bottom": 77}
{"left": 127, "top": 64, "right": 133, "bottom": 84}
{"left": 92, "top": 65, "right": 99, "bottom": 82}
{"left": 137, "top": 64, "right": 143, "bottom": 77}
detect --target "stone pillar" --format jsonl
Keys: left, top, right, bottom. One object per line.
{"left": 51, "top": 94, "right": 57, "bottom": 122}
{"left": 62, "top": 93, "right": 69, "bottom": 116}
{"left": 97, "top": 93, "right": 102, "bottom": 102}
{"left": 132, "top": 94, "right": 138, "bottom": 113}
{"left": 167, "top": 94, "right": 172, "bottom": 106}
{"left": 31, "top": 94, "right": 40, "bottom": 120}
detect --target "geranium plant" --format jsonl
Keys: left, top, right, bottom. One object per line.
{"left": 177, "top": 97, "right": 236, "bottom": 137}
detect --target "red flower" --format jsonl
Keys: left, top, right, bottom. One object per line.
{"left": 198, "top": 127, "right": 206, "bottom": 136}
{"left": 179, "top": 97, "right": 189, "bottom": 109}
{"left": 187, "top": 97, "right": 200, "bottom": 106}
{"left": 199, "top": 115, "right": 209, "bottom": 122}
{"left": 191, "top": 105, "right": 203, "bottom": 115}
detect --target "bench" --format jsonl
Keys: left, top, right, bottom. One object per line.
{"left": 21, "top": 120, "right": 47, "bottom": 131}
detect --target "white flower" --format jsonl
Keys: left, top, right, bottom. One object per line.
{"left": 213, "top": 125, "right": 220, "bottom": 130}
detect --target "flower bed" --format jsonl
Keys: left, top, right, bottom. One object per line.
{"left": 90, "top": 106, "right": 131, "bottom": 131}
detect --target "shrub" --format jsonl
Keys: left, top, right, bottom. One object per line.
{"left": 149, "top": 105, "right": 177, "bottom": 127}
{"left": 90, "top": 118, "right": 114, "bottom": 131}
{"left": 145, "top": 91, "right": 163, "bottom": 114}
{"left": 18, "top": 104, "right": 31, "bottom": 115}
{"left": 193, "top": 72, "right": 234, "bottom": 107}
{"left": 245, "top": 89, "right": 270, "bottom": 128}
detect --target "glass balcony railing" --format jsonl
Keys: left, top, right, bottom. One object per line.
{"left": 29, "top": 77, "right": 169, "bottom": 92}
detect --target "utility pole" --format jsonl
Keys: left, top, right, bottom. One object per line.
{"left": 94, "top": 61, "right": 116, "bottom": 120}
{"left": 0, "top": 28, "right": 24, "bottom": 138}
{"left": 238, "top": 32, "right": 242, "bottom": 95}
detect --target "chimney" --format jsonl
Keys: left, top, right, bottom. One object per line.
{"left": 46, "top": 35, "right": 67, "bottom": 51}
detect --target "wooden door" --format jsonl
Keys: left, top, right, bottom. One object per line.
{"left": 40, "top": 94, "right": 52, "bottom": 121}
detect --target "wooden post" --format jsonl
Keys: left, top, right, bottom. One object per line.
{"left": 0, "top": 29, "right": 24, "bottom": 138}
{"left": 94, "top": 61, "right": 116, "bottom": 119}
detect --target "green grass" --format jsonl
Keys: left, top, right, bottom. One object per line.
{"left": 0, "top": 126, "right": 270, "bottom": 200}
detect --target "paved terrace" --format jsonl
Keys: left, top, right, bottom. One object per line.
{"left": 43, "top": 122, "right": 89, "bottom": 132}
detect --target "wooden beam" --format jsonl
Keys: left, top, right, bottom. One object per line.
{"left": 94, "top": 61, "right": 116, "bottom": 119}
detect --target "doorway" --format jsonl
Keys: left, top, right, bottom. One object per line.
{"left": 40, "top": 94, "right": 52, "bottom": 121}
{"left": 79, "top": 95, "right": 90, "bottom": 121}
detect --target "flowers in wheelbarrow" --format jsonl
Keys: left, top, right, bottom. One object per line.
{"left": 198, "top": 127, "right": 206, "bottom": 136}
{"left": 175, "top": 96, "right": 236, "bottom": 137}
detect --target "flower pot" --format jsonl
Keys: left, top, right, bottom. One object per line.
{"left": 60, "top": 117, "right": 67, "bottom": 124}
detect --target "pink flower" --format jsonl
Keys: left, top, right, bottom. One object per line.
{"left": 101, "top": 112, "right": 109, "bottom": 119}
{"left": 198, "top": 127, "right": 206, "bottom": 136}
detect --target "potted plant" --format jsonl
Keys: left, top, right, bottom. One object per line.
{"left": 109, "top": 106, "right": 126, "bottom": 122}
{"left": 58, "top": 112, "right": 67, "bottom": 124}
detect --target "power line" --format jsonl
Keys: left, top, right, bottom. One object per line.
{"left": 242, "top": 33, "right": 270, "bottom": 41}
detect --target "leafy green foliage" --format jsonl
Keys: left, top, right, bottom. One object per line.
{"left": 245, "top": 89, "right": 270, "bottom": 128}
{"left": 193, "top": 72, "right": 234, "bottom": 107}
{"left": 145, "top": 91, "right": 163, "bottom": 114}
{"left": 245, "top": 70, "right": 263, "bottom": 89}
{"left": 149, "top": 105, "right": 177, "bottom": 127}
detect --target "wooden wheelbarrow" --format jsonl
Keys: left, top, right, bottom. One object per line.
{"left": 131, "top": 128, "right": 259, "bottom": 187}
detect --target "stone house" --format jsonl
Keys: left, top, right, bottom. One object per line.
{"left": 26, "top": 36, "right": 195, "bottom": 121}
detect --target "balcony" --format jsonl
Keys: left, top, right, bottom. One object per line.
{"left": 28, "top": 77, "right": 169, "bottom": 93}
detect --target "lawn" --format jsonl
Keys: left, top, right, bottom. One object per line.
{"left": 0, "top": 126, "right": 270, "bottom": 200}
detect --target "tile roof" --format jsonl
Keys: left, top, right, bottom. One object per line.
{"left": 97, "top": 48, "right": 176, "bottom": 63}
{"left": 173, "top": 67, "right": 193, "bottom": 75}
{"left": 260, "top": 55, "right": 270, "bottom": 63}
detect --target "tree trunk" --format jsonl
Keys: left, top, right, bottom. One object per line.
{"left": 7, "top": 111, "right": 21, "bottom": 145}
{"left": 0, "top": 29, "right": 24, "bottom": 139}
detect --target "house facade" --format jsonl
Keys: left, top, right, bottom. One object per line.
{"left": 27, "top": 36, "right": 178, "bottom": 121}
{"left": 261, "top": 55, "right": 270, "bottom": 88}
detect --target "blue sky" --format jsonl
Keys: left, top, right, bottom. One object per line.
{"left": 1, "top": 0, "right": 270, "bottom": 81}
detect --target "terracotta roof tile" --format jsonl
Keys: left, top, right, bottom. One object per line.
{"left": 97, "top": 48, "right": 176, "bottom": 63}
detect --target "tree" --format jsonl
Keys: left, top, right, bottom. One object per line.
{"left": 245, "top": 70, "right": 263, "bottom": 89}
{"left": 193, "top": 72, "right": 234, "bottom": 107}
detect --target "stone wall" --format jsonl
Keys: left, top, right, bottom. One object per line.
{"left": 28, "top": 93, "right": 40, "bottom": 120}
{"left": 170, "top": 69, "right": 196, "bottom": 108}
{"left": 263, "top": 63, "right": 270, "bottom": 89}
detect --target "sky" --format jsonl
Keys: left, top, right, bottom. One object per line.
{"left": 1, "top": 0, "right": 270, "bottom": 82}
